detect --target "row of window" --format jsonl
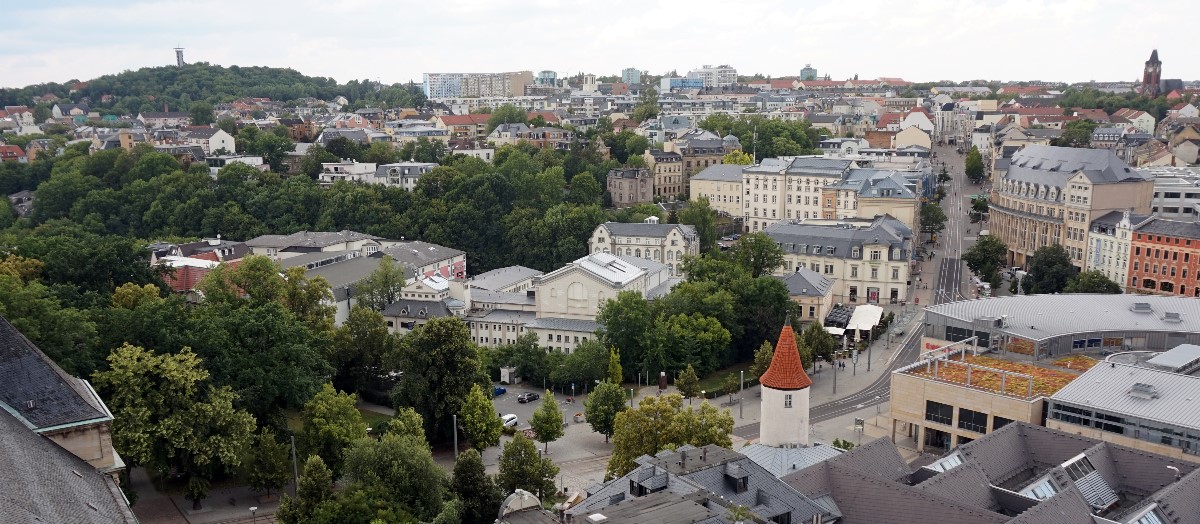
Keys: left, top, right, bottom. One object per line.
{"left": 792, "top": 262, "right": 901, "bottom": 280}
{"left": 924, "top": 400, "right": 1013, "bottom": 434}
{"left": 1137, "top": 233, "right": 1197, "bottom": 246}
{"left": 1051, "top": 403, "right": 1200, "bottom": 451}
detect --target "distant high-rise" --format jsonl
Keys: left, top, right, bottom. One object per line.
{"left": 621, "top": 67, "right": 641, "bottom": 85}
{"left": 800, "top": 64, "right": 818, "bottom": 81}
{"left": 1141, "top": 49, "right": 1162, "bottom": 98}
{"left": 422, "top": 71, "right": 534, "bottom": 98}
{"left": 536, "top": 70, "right": 558, "bottom": 86}
{"left": 174, "top": 47, "right": 185, "bottom": 67}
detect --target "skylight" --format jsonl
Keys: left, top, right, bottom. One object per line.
{"left": 1019, "top": 477, "right": 1058, "bottom": 500}
{"left": 927, "top": 452, "right": 963, "bottom": 473}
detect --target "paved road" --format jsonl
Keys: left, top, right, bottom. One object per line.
{"left": 733, "top": 326, "right": 922, "bottom": 439}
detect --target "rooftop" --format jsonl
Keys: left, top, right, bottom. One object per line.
{"left": 1051, "top": 361, "right": 1200, "bottom": 431}
{"left": 245, "top": 229, "right": 381, "bottom": 249}
{"left": 689, "top": 164, "right": 744, "bottom": 183}
{"left": 924, "top": 294, "right": 1200, "bottom": 342}
{"left": 760, "top": 324, "right": 812, "bottom": 391}
{"left": 776, "top": 268, "right": 834, "bottom": 297}
{"left": 903, "top": 352, "right": 1083, "bottom": 399}
{"left": 1004, "top": 145, "right": 1148, "bottom": 188}
{"left": 599, "top": 221, "right": 698, "bottom": 241}
{"left": 468, "top": 265, "right": 543, "bottom": 291}
{"left": 0, "top": 317, "right": 110, "bottom": 429}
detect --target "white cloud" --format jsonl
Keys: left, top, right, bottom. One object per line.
{"left": 0, "top": 0, "right": 1195, "bottom": 88}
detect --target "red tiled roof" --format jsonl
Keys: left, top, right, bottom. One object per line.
{"left": 0, "top": 145, "right": 26, "bottom": 159}
{"left": 876, "top": 113, "right": 903, "bottom": 129}
{"left": 439, "top": 114, "right": 490, "bottom": 126}
{"left": 759, "top": 324, "right": 812, "bottom": 391}
{"left": 771, "top": 79, "right": 797, "bottom": 89}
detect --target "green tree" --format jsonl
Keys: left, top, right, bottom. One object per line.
{"left": 730, "top": 232, "right": 785, "bottom": 277}
{"left": 529, "top": 390, "right": 564, "bottom": 453}
{"left": 964, "top": 146, "right": 985, "bottom": 183}
{"left": 1065, "top": 270, "right": 1122, "bottom": 294}
{"left": 298, "top": 383, "right": 367, "bottom": 476}
{"left": 387, "top": 317, "right": 488, "bottom": 443}
{"left": 597, "top": 291, "right": 653, "bottom": 381}
{"left": 798, "top": 321, "right": 837, "bottom": 367}
{"left": 248, "top": 131, "right": 296, "bottom": 173}
{"left": 1023, "top": 244, "right": 1077, "bottom": 294}
{"left": 282, "top": 265, "right": 335, "bottom": 332}
{"left": 607, "top": 347, "right": 623, "bottom": 385}
{"left": 920, "top": 203, "right": 948, "bottom": 234}
{"left": 452, "top": 449, "right": 504, "bottom": 524}
{"left": 1055, "top": 119, "right": 1098, "bottom": 148}
{"left": 937, "top": 165, "right": 951, "bottom": 184}
{"left": 354, "top": 255, "right": 406, "bottom": 311}
{"left": 387, "top": 407, "right": 425, "bottom": 441}
{"left": 750, "top": 341, "right": 774, "bottom": 378}
{"left": 277, "top": 455, "right": 334, "bottom": 524}
{"left": 653, "top": 313, "right": 732, "bottom": 376}
{"left": 566, "top": 171, "right": 602, "bottom": 205}
{"left": 675, "top": 364, "right": 701, "bottom": 399}
{"left": 330, "top": 305, "right": 395, "bottom": 395}
{"left": 607, "top": 394, "right": 733, "bottom": 478}
{"left": 497, "top": 433, "right": 558, "bottom": 498}
{"left": 461, "top": 384, "right": 503, "bottom": 451}
{"left": 721, "top": 373, "right": 740, "bottom": 401}
{"left": 721, "top": 150, "right": 754, "bottom": 165}
{"left": 678, "top": 197, "right": 719, "bottom": 253}
{"left": 242, "top": 427, "right": 293, "bottom": 497}
{"left": 188, "top": 101, "right": 215, "bottom": 126}
{"left": 832, "top": 438, "right": 856, "bottom": 451}
{"left": 485, "top": 104, "right": 528, "bottom": 134}
{"left": 963, "top": 234, "right": 1009, "bottom": 282}
{"left": 631, "top": 87, "right": 660, "bottom": 122}
{"left": 342, "top": 431, "right": 447, "bottom": 520}
{"left": 584, "top": 381, "right": 628, "bottom": 442}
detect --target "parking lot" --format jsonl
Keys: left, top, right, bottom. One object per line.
{"left": 489, "top": 383, "right": 582, "bottom": 430}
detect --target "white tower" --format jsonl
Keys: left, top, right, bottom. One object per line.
{"left": 758, "top": 321, "right": 812, "bottom": 447}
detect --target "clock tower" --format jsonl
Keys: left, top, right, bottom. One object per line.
{"left": 1142, "top": 49, "right": 1162, "bottom": 98}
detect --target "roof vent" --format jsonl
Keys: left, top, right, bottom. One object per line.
{"left": 25, "top": 400, "right": 34, "bottom": 409}
{"left": 1130, "top": 302, "right": 1153, "bottom": 314}
{"left": 587, "top": 514, "right": 609, "bottom": 523}
{"left": 1163, "top": 312, "right": 1182, "bottom": 323}
{"left": 1129, "top": 383, "right": 1160, "bottom": 400}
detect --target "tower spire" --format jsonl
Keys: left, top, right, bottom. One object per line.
{"left": 758, "top": 322, "right": 812, "bottom": 447}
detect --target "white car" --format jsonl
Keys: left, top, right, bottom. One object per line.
{"left": 500, "top": 414, "right": 518, "bottom": 427}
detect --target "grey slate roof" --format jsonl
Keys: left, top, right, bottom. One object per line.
{"left": 1005, "top": 145, "right": 1148, "bottom": 188}
{"left": 689, "top": 164, "right": 744, "bottom": 182}
{"left": 739, "top": 443, "right": 842, "bottom": 477}
{"left": 1136, "top": 216, "right": 1200, "bottom": 240}
{"left": 0, "top": 317, "right": 109, "bottom": 429}
{"left": 924, "top": 294, "right": 1200, "bottom": 342}
{"left": 830, "top": 168, "right": 917, "bottom": 199}
{"left": 775, "top": 267, "right": 834, "bottom": 297}
{"left": 600, "top": 221, "right": 698, "bottom": 241}
{"left": 247, "top": 230, "right": 381, "bottom": 249}
{"left": 470, "top": 289, "right": 535, "bottom": 307}
{"left": 468, "top": 265, "right": 543, "bottom": 291}
{"left": 306, "top": 256, "right": 388, "bottom": 300}
{"left": 0, "top": 409, "right": 137, "bottom": 523}
{"left": 764, "top": 214, "right": 913, "bottom": 260}
{"left": 381, "top": 299, "right": 452, "bottom": 320}
{"left": 374, "top": 241, "right": 465, "bottom": 271}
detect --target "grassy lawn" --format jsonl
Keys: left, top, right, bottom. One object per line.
{"left": 697, "top": 361, "right": 754, "bottom": 397}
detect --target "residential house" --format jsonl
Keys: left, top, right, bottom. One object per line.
{"left": 688, "top": 164, "right": 744, "bottom": 216}
{"left": 1168, "top": 103, "right": 1200, "bottom": 119}
{"left": 486, "top": 122, "right": 531, "bottom": 146}
{"left": 776, "top": 267, "right": 834, "bottom": 323}
{"left": 518, "top": 127, "right": 574, "bottom": 150}
{"left": 278, "top": 118, "right": 317, "bottom": 142}
{"left": 0, "top": 317, "right": 124, "bottom": 475}
{"left": 373, "top": 240, "right": 467, "bottom": 279}
{"left": 743, "top": 157, "right": 856, "bottom": 232}
{"left": 51, "top": 103, "right": 90, "bottom": 119}
{"left": 1090, "top": 126, "right": 1126, "bottom": 150}
{"left": 989, "top": 145, "right": 1153, "bottom": 268}
{"left": 183, "top": 127, "right": 236, "bottom": 155}
{"left": 23, "top": 138, "right": 55, "bottom": 161}
{"left": 1177, "top": 139, "right": 1200, "bottom": 165}
{"left": 665, "top": 129, "right": 740, "bottom": 177}
{"left": 372, "top": 162, "right": 437, "bottom": 190}
{"left": 1111, "top": 108, "right": 1156, "bottom": 134}
{"left": 588, "top": 217, "right": 699, "bottom": 276}
{"left": 607, "top": 168, "right": 653, "bottom": 207}
{"left": 823, "top": 168, "right": 920, "bottom": 230}
{"left": 0, "top": 144, "right": 26, "bottom": 163}
{"left": 434, "top": 114, "right": 491, "bottom": 140}
{"left": 318, "top": 160, "right": 378, "bottom": 186}
{"left": 893, "top": 126, "right": 932, "bottom": 150}
{"left": 246, "top": 229, "right": 386, "bottom": 260}
{"left": 765, "top": 214, "right": 914, "bottom": 304}
{"left": 137, "top": 111, "right": 191, "bottom": 128}
{"left": 642, "top": 149, "right": 685, "bottom": 199}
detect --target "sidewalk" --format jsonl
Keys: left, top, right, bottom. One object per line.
{"left": 129, "top": 467, "right": 282, "bottom": 524}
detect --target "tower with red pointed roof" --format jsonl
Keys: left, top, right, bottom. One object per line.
{"left": 758, "top": 320, "right": 812, "bottom": 447}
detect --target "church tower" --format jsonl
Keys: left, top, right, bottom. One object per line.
{"left": 1142, "top": 49, "right": 1162, "bottom": 98}
{"left": 758, "top": 321, "right": 813, "bottom": 447}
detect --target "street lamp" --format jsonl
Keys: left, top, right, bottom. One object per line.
{"left": 249, "top": 506, "right": 258, "bottom": 524}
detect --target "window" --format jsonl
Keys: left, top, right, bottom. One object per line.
{"left": 925, "top": 400, "right": 953, "bottom": 425}
{"left": 992, "top": 416, "right": 1014, "bottom": 431}
{"left": 892, "top": 268, "right": 900, "bottom": 280}
{"left": 825, "top": 264, "right": 833, "bottom": 274}
{"left": 1063, "top": 456, "right": 1095, "bottom": 481}
{"left": 871, "top": 250, "right": 881, "bottom": 261}
{"left": 871, "top": 268, "right": 878, "bottom": 279}
{"left": 784, "top": 394, "right": 793, "bottom": 408}
{"left": 958, "top": 408, "right": 988, "bottom": 433}
{"left": 851, "top": 266, "right": 858, "bottom": 278}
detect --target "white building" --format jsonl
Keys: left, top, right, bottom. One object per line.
{"left": 758, "top": 322, "right": 812, "bottom": 447}
{"left": 318, "top": 160, "right": 378, "bottom": 186}
{"left": 588, "top": 217, "right": 699, "bottom": 276}
{"left": 686, "top": 65, "right": 738, "bottom": 88}
{"left": 1085, "top": 210, "right": 1147, "bottom": 287}
{"left": 372, "top": 162, "right": 438, "bottom": 190}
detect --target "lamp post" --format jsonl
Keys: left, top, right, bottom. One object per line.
{"left": 629, "top": 388, "right": 634, "bottom": 408}
{"left": 739, "top": 370, "right": 744, "bottom": 419}
{"left": 249, "top": 507, "right": 258, "bottom": 524}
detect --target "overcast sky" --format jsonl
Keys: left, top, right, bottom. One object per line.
{"left": 2, "top": 0, "right": 1196, "bottom": 89}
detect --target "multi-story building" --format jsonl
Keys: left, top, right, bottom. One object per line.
{"left": 1085, "top": 210, "right": 1148, "bottom": 288}
{"left": 318, "top": 160, "right": 377, "bottom": 186}
{"left": 686, "top": 64, "right": 737, "bottom": 88}
{"left": 372, "top": 162, "right": 438, "bottom": 191}
{"left": 821, "top": 168, "right": 920, "bottom": 230}
{"left": 665, "top": 130, "right": 740, "bottom": 178}
{"left": 988, "top": 145, "right": 1154, "bottom": 268}
{"left": 607, "top": 168, "right": 653, "bottom": 207}
{"left": 743, "top": 157, "right": 855, "bottom": 232}
{"left": 688, "top": 164, "right": 744, "bottom": 216}
{"left": 800, "top": 64, "right": 818, "bottom": 81}
{"left": 776, "top": 268, "right": 835, "bottom": 323}
{"left": 642, "top": 149, "right": 684, "bottom": 199}
{"left": 422, "top": 71, "right": 534, "bottom": 98}
{"left": 1127, "top": 216, "right": 1200, "bottom": 296}
{"left": 765, "top": 214, "right": 914, "bottom": 304}
{"left": 588, "top": 217, "right": 698, "bottom": 276}
{"left": 1145, "top": 167, "right": 1200, "bottom": 219}
{"left": 620, "top": 67, "right": 641, "bottom": 85}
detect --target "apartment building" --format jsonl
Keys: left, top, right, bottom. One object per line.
{"left": 988, "top": 145, "right": 1153, "bottom": 268}
{"left": 588, "top": 217, "right": 699, "bottom": 276}
{"left": 1084, "top": 210, "right": 1148, "bottom": 288}
{"left": 744, "top": 157, "right": 855, "bottom": 232}
{"left": 1127, "top": 216, "right": 1200, "bottom": 297}
{"left": 372, "top": 162, "right": 438, "bottom": 191}
{"left": 688, "top": 164, "right": 744, "bottom": 216}
{"left": 643, "top": 149, "right": 685, "bottom": 198}
{"left": 607, "top": 168, "right": 653, "bottom": 207}
{"left": 764, "top": 214, "right": 914, "bottom": 304}
{"left": 686, "top": 64, "right": 738, "bottom": 88}
{"left": 422, "top": 71, "right": 534, "bottom": 98}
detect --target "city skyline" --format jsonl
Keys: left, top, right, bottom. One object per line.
{"left": 2, "top": 0, "right": 1198, "bottom": 89}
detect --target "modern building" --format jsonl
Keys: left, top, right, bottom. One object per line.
{"left": 588, "top": 217, "right": 698, "bottom": 276}
{"left": 800, "top": 64, "right": 818, "bottom": 81}
{"left": 422, "top": 71, "right": 534, "bottom": 98}
{"left": 686, "top": 65, "right": 738, "bottom": 88}
{"left": 988, "top": 145, "right": 1154, "bottom": 268}
{"left": 318, "top": 160, "right": 378, "bottom": 186}
{"left": 785, "top": 421, "right": 1200, "bottom": 524}
{"left": 535, "top": 70, "right": 557, "bottom": 86}
{"left": 607, "top": 167, "right": 653, "bottom": 207}
{"left": 620, "top": 67, "right": 642, "bottom": 85}
{"left": 1127, "top": 216, "right": 1200, "bottom": 296}
{"left": 765, "top": 214, "right": 915, "bottom": 304}
{"left": 1085, "top": 210, "right": 1149, "bottom": 288}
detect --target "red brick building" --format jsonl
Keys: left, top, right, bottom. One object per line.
{"left": 1128, "top": 217, "right": 1200, "bottom": 297}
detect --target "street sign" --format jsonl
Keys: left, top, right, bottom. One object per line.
{"left": 854, "top": 418, "right": 864, "bottom": 431}
{"left": 852, "top": 350, "right": 859, "bottom": 363}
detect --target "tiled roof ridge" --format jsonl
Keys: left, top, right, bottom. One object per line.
{"left": 760, "top": 323, "right": 812, "bottom": 390}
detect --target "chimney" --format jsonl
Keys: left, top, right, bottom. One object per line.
{"left": 679, "top": 449, "right": 687, "bottom": 467}
{"left": 702, "top": 447, "right": 707, "bottom": 461}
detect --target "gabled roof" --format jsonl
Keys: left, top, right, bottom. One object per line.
{"left": 760, "top": 323, "right": 811, "bottom": 390}
{"left": 1004, "top": 145, "right": 1147, "bottom": 187}
{"left": 599, "top": 221, "right": 698, "bottom": 241}
{"left": 0, "top": 409, "right": 137, "bottom": 523}
{"left": 468, "top": 265, "right": 543, "bottom": 291}
{"left": 776, "top": 268, "right": 834, "bottom": 297}
{"left": 0, "top": 317, "right": 109, "bottom": 429}
{"left": 690, "top": 164, "right": 744, "bottom": 182}
{"left": 247, "top": 230, "right": 381, "bottom": 249}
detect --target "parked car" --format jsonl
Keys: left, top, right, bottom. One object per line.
{"left": 500, "top": 414, "right": 518, "bottom": 427}
{"left": 493, "top": 386, "right": 507, "bottom": 397}
{"left": 516, "top": 392, "right": 540, "bottom": 403}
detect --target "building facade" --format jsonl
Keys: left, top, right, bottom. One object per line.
{"left": 1128, "top": 216, "right": 1200, "bottom": 297}
{"left": 1085, "top": 210, "right": 1147, "bottom": 288}
{"left": 988, "top": 145, "right": 1154, "bottom": 268}
{"left": 588, "top": 218, "right": 699, "bottom": 276}
{"left": 688, "top": 164, "right": 744, "bottom": 216}
{"left": 607, "top": 168, "right": 653, "bottom": 207}
{"left": 765, "top": 215, "right": 914, "bottom": 304}
{"left": 643, "top": 149, "right": 684, "bottom": 199}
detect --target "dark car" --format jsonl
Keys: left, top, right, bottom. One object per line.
{"left": 516, "top": 392, "right": 540, "bottom": 403}
{"left": 493, "top": 386, "right": 507, "bottom": 397}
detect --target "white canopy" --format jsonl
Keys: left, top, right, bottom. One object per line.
{"left": 846, "top": 304, "right": 884, "bottom": 333}
{"left": 824, "top": 327, "right": 845, "bottom": 336}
